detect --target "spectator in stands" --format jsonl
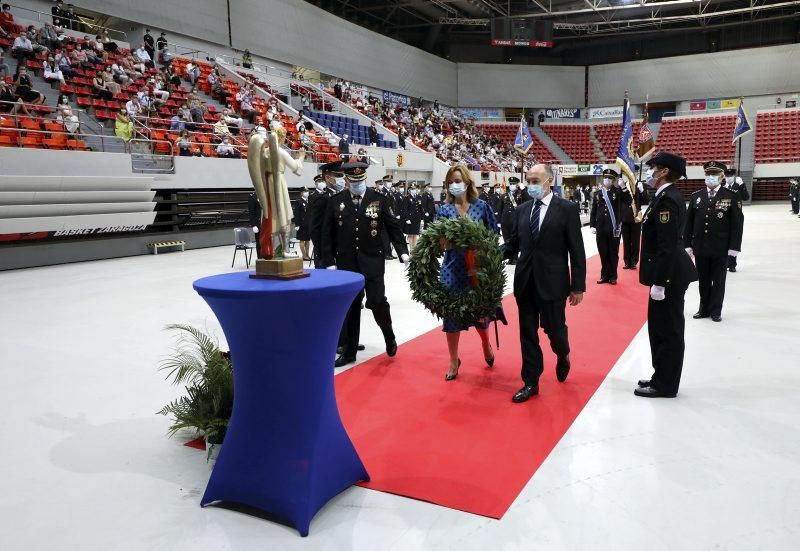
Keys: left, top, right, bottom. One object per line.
{"left": 110, "top": 60, "right": 131, "bottom": 85}
{"left": 115, "top": 109, "right": 134, "bottom": 143}
{"left": 143, "top": 29, "right": 154, "bottom": 61}
{"left": 164, "top": 64, "right": 181, "bottom": 88}
{"left": 11, "top": 31, "right": 35, "bottom": 75}
{"left": 174, "top": 129, "right": 195, "bottom": 157}
{"left": 177, "top": 103, "right": 194, "bottom": 131}
{"left": 333, "top": 79, "right": 342, "bottom": 100}
{"left": 54, "top": 51, "right": 76, "bottom": 79}
{"left": 52, "top": 19, "right": 66, "bottom": 42}
{"left": 38, "top": 22, "right": 60, "bottom": 51}
{"left": 213, "top": 116, "right": 232, "bottom": 140}
{"left": 43, "top": 56, "right": 66, "bottom": 85}
{"left": 135, "top": 43, "right": 154, "bottom": 68}
{"left": 150, "top": 75, "right": 170, "bottom": 103}
{"left": 88, "top": 35, "right": 109, "bottom": 63}
{"left": 221, "top": 108, "right": 243, "bottom": 135}
{"left": 82, "top": 35, "right": 104, "bottom": 64}
{"left": 137, "top": 88, "right": 155, "bottom": 115}
{"left": 242, "top": 49, "right": 253, "bottom": 69}
{"left": 125, "top": 96, "right": 142, "bottom": 119}
{"left": 368, "top": 121, "right": 379, "bottom": 146}
{"left": 156, "top": 32, "right": 170, "bottom": 63}
{"left": 101, "top": 67, "right": 121, "bottom": 96}
{"left": 188, "top": 96, "right": 207, "bottom": 123}
{"left": 301, "top": 93, "right": 310, "bottom": 111}
{"left": 64, "top": 3, "right": 77, "bottom": 30}
{"left": 0, "top": 80, "right": 30, "bottom": 116}
{"left": 398, "top": 127, "right": 407, "bottom": 150}
{"left": 185, "top": 61, "right": 200, "bottom": 85}
{"left": 208, "top": 68, "right": 229, "bottom": 103}
{"left": 338, "top": 133, "right": 350, "bottom": 157}
{"left": 125, "top": 53, "right": 145, "bottom": 77}
{"left": 252, "top": 119, "right": 267, "bottom": 139}
{"left": 56, "top": 93, "right": 69, "bottom": 107}
{"left": 216, "top": 137, "right": 238, "bottom": 158}
{"left": 56, "top": 104, "right": 79, "bottom": 135}
{"left": 70, "top": 43, "right": 93, "bottom": 70}
{"left": 52, "top": 0, "right": 65, "bottom": 24}
{"left": 293, "top": 112, "right": 305, "bottom": 133}
{"left": 1, "top": 4, "right": 16, "bottom": 35}
{"left": 353, "top": 147, "right": 368, "bottom": 164}
{"left": 13, "top": 68, "right": 45, "bottom": 104}
{"left": 93, "top": 72, "right": 114, "bottom": 100}
{"left": 99, "top": 31, "right": 118, "bottom": 53}
{"left": 0, "top": 15, "right": 10, "bottom": 40}
{"left": 0, "top": 49, "right": 9, "bottom": 78}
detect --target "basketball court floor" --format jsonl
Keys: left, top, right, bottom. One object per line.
{"left": 1, "top": 203, "right": 798, "bottom": 550}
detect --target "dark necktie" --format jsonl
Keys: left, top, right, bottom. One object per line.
{"left": 353, "top": 195, "right": 361, "bottom": 209}
{"left": 529, "top": 199, "right": 544, "bottom": 238}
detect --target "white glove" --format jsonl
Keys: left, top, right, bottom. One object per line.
{"left": 400, "top": 253, "right": 410, "bottom": 271}
{"left": 637, "top": 182, "right": 644, "bottom": 193}
{"left": 326, "top": 265, "right": 337, "bottom": 270}
{"left": 650, "top": 285, "right": 666, "bottom": 301}
{"left": 591, "top": 228, "right": 597, "bottom": 234}
{"left": 728, "top": 250, "right": 739, "bottom": 257}
{"left": 685, "top": 247, "right": 693, "bottom": 256}
{"left": 252, "top": 226, "right": 259, "bottom": 233}
{"left": 406, "top": 220, "right": 411, "bottom": 223}
{"left": 295, "top": 226, "right": 300, "bottom": 231}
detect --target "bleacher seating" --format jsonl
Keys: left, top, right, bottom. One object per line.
{"left": 754, "top": 109, "right": 800, "bottom": 163}
{"left": 540, "top": 124, "right": 599, "bottom": 163}
{"left": 654, "top": 115, "right": 736, "bottom": 165}
{"left": 593, "top": 122, "right": 643, "bottom": 161}
{"left": 474, "top": 123, "right": 558, "bottom": 164}
{"left": 306, "top": 111, "right": 395, "bottom": 148}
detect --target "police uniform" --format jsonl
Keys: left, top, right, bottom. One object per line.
{"left": 686, "top": 161, "right": 743, "bottom": 322}
{"left": 402, "top": 183, "right": 425, "bottom": 236}
{"left": 308, "top": 163, "right": 341, "bottom": 268}
{"left": 499, "top": 177, "right": 522, "bottom": 264}
{"left": 636, "top": 152, "right": 698, "bottom": 398}
{"left": 478, "top": 186, "right": 491, "bottom": 205}
{"left": 321, "top": 162, "right": 409, "bottom": 367}
{"left": 590, "top": 168, "right": 632, "bottom": 284}
{"left": 790, "top": 179, "right": 800, "bottom": 215}
{"left": 723, "top": 168, "right": 749, "bottom": 272}
{"left": 621, "top": 181, "right": 646, "bottom": 270}
{"left": 487, "top": 186, "right": 501, "bottom": 217}
{"left": 422, "top": 185, "right": 436, "bottom": 227}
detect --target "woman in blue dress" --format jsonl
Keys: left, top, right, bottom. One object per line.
{"left": 437, "top": 165, "right": 500, "bottom": 381}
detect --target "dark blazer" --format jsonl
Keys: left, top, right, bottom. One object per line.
{"left": 293, "top": 197, "right": 310, "bottom": 241}
{"left": 685, "top": 186, "right": 743, "bottom": 256}
{"left": 320, "top": 188, "right": 408, "bottom": 272}
{"left": 503, "top": 195, "right": 587, "bottom": 301}
{"left": 590, "top": 186, "right": 633, "bottom": 233}
{"left": 621, "top": 186, "right": 646, "bottom": 224}
{"left": 639, "top": 184, "right": 698, "bottom": 288}
{"left": 308, "top": 188, "right": 332, "bottom": 247}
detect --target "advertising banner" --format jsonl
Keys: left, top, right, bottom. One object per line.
{"left": 690, "top": 101, "right": 707, "bottom": 111}
{"left": 461, "top": 108, "right": 504, "bottom": 120}
{"left": 542, "top": 108, "right": 581, "bottom": 119}
{"left": 720, "top": 98, "right": 741, "bottom": 109}
{"left": 382, "top": 90, "right": 411, "bottom": 107}
{"left": 588, "top": 106, "right": 624, "bottom": 119}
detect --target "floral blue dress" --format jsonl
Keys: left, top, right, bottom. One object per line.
{"left": 437, "top": 199, "right": 500, "bottom": 333}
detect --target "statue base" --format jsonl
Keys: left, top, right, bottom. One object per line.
{"left": 249, "top": 257, "right": 310, "bottom": 280}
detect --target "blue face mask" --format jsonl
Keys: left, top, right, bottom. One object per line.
{"left": 527, "top": 183, "right": 544, "bottom": 200}
{"left": 333, "top": 178, "right": 346, "bottom": 192}
{"left": 449, "top": 183, "right": 466, "bottom": 197}
{"left": 350, "top": 181, "right": 366, "bottom": 196}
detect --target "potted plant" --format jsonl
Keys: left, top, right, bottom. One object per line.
{"left": 157, "top": 324, "right": 234, "bottom": 463}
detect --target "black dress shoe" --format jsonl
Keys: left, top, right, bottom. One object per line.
{"left": 637, "top": 379, "right": 651, "bottom": 388}
{"left": 386, "top": 339, "right": 397, "bottom": 357}
{"left": 693, "top": 311, "right": 709, "bottom": 319}
{"left": 556, "top": 355, "right": 570, "bottom": 382}
{"left": 596, "top": 278, "right": 609, "bottom": 284}
{"left": 334, "top": 355, "right": 356, "bottom": 368}
{"left": 711, "top": 315, "right": 722, "bottom": 322}
{"left": 622, "top": 265, "right": 632, "bottom": 270}
{"left": 337, "top": 345, "right": 365, "bottom": 354}
{"left": 728, "top": 266, "right": 736, "bottom": 273}
{"left": 634, "top": 386, "right": 677, "bottom": 398}
{"left": 609, "top": 279, "right": 617, "bottom": 285}
{"left": 512, "top": 385, "right": 539, "bottom": 403}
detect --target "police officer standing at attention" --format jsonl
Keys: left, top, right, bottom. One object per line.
{"left": 635, "top": 152, "right": 698, "bottom": 398}
{"left": 403, "top": 182, "right": 425, "bottom": 251}
{"left": 422, "top": 183, "right": 436, "bottom": 228}
{"left": 723, "top": 168, "right": 749, "bottom": 272}
{"left": 308, "top": 161, "right": 345, "bottom": 268}
{"left": 321, "top": 162, "right": 409, "bottom": 367}
{"left": 590, "top": 168, "right": 632, "bottom": 284}
{"left": 478, "top": 182, "right": 491, "bottom": 204}
{"left": 621, "top": 178, "right": 645, "bottom": 270}
{"left": 487, "top": 183, "right": 501, "bottom": 218}
{"left": 685, "top": 161, "right": 743, "bottom": 322}
{"left": 790, "top": 178, "right": 800, "bottom": 215}
{"left": 499, "top": 177, "right": 522, "bottom": 264}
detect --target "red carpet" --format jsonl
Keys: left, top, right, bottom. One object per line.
{"left": 334, "top": 254, "right": 649, "bottom": 519}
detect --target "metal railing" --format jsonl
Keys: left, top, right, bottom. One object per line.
{"left": 9, "top": 3, "right": 128, "bottom": 41}
{"left": 0, "top": 125, "right": 125, "bottom": 151}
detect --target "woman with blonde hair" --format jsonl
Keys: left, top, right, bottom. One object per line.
{"left": 436, "top": 164, "right": 500, "bottom": 380}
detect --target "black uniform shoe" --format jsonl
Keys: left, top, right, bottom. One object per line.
{"left": 693, "top": 311, "right": 709, "bottom": 319}
{"left": 634, "top": 386, "right": 677, "bottom": 398}
{"left": 609, "top": 279, "right": 617, "bottom": 285}
{"left": 711, "top": 315, "right": 722, "bottom": 322}
{"left": 728, "top": 266, "right": 736, "bottom": 273}
{"left": 512, "top": 385, "right": 539, "bottom": 403}
{"left": 386, "top": 339, "right": 398, "bottom": 357}
{"left": 337, "top": 345, "right": 365, "bottom": 354}
{"left": 622, "top": 264, "right": 632, "bottom": 270}
{"left": 556, "top": 355, "right": 570, "bottom": 382}
{"left": 596, "top": 278, "right": 609, "bottom": 284}
{"left": 334, "top": 355, "right": 356, "bottom": 368}
{"left": 637, "top": 379, "right": 651, "bottom": 388}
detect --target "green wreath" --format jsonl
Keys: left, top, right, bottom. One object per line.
{"left": 407, "top": 216, "right": 506, "bottom": 326}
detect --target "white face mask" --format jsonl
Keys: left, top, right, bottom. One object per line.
{"left": 301, "top": 192, "right": 309, "bottom": 199}
{"left": 705, "top": 175, "right": 720, "bottom": 188}
{"left": 527, "top": 183, "right": 544, "bottom": 200}
{"left": 410, "top": 189, "right": 418, "bottom": 196}
{"left": 333, "top": 178, "right": 346, "bottom": 192}
{"left": 350, "top": 181, "right": 366, "bottom": 196}
{"left": 602, "top": 178, "right": 614, "bottom": 187}
{"left": 385, "top": 182, "right": 393, "bottom": 190}
{"left": 449, "top": 182, "right": 466, "bottom": 197}
{"left": 645, "top": 168, "right": 658, "bottom": 189}
{"left": 315, "top": 181, "right": 326, "bottom": 191}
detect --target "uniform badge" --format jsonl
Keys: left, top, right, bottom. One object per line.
{"left": 370, "top": 229, "right": 378, "bottom": 237}
{"left": 339, "top": 202, "right": 345, "bottom": 212}
{"left": 717, "top": 212, "right": 724, "bottom": 219}
{"left": 370, "top": 221, "right": 378, "bottom": 228}
{"left": 659, "top": 211, "right": 670, "bottom": 223}
{"left": 338, "top": 221, "right": 343, "bottom": 226}
{"left": 696, "top": 197, "right": 701, "bottom": 205}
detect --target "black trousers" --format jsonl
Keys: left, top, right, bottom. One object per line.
{"left": 648, "top": 284, "right": 688, "bottom": 395}
{"left": 695, "top": 255, "right": 728, "bottom": 317}
{"left": 621, "top": 222, "right": 641, "bottom": 267}
{"left": 596, "top": 231, "right": 621, "bottom": 281}
{"left": 516, "top": 285, "right": 570, "bottom": 387}
{"left": 342, "top": 272, "right": 394, "bottom": 357}
{"left": 791, "top": 198, "right": 799, "bottom": 214}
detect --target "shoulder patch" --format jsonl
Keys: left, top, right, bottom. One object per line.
{"left": 659, "top": 211, "right": 670, "bottom": 223}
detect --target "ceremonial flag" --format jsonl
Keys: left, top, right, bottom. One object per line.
{"left": 732, "top": 99, "right": 753, "bottom": 144}
{"left": 513, "top": 116, "right": 534, "bottom": 156}
{"left": 636, "top": 100, "right": 655, "bottom": 161}
{"left": 615, "top": 93, "right": 637, "bottom": 194}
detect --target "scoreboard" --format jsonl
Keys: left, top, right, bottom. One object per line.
{"left": 490, "top": 18, "right": 553, "bottom": 48}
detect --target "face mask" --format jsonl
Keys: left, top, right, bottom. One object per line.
{"left": 527, "top": 184, "right": 544, "bottom": 200}
{"left": 602, "top": 178, "right": 613, "bottom": 187}
{"left": 644, "top": 168, "right": 658, "bottom": 189}
{"left": 315, "top": 181, "right": 325, "bottom": 191}
{"left": 301, "top": 192, "right": 309, "bottom": 200}
{"left": 705, "top": 175, "right": 720, "bottom": 188}
{"left": 385, "top": 182, "right": 393, "bottom": 190}
{"left": 350, "top": 182, "right": 366, "bottom": 196}
{"left": 449, "top": 182, "right": 466, "bottom": 197}
{"left": 333, "top": 178, "right": 346, "bottom": 192}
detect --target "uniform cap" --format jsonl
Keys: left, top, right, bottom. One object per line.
{"left": 602, "top": 168, "right": 620, "bottom": 178}
{"left": 341, "top": 161, "right": 369, "bottom": 181}
{"left": 508, "top": 176, "right": 521, "bottom": 184}
{"left": 313, "top": 174, "right": 325, "bottom": 183}
{"left": 703, "top": 160, "right": 727, "bottom": 173}
{"left": 646, "top": 151, "right": 687, "bottom": 179}
{"left": 319, "top": 160, "right": 344, "bottom": 176}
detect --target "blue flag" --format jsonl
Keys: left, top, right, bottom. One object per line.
{"left": 615, "top": 96, "right": 637, "bottom": 193}
{"left": 732, "top": 101, "right": 752, "bottom": 144}
{"left": 513, "top": 117, "right": 534, "bottom": 156}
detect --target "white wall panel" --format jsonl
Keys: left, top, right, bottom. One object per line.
{"left": 457, "top": 63, "right": 584, "bottom": 108}
{"left": 229, "top": 0, "right": 458, "bottom": 105}
{"left": 589, "top": 44, "right": 800, "bottom": 107}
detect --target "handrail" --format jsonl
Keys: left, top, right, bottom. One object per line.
{"left": 215, "top": 53, "right": 295, "bottom": 81}
{"left": 8, "top": 2, "right": 128, "bottom": 40}
{"left": 2, "top": 126, "right": 127, "bottom": 152}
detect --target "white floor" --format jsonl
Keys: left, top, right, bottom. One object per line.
{"left": 1, "top": 204, "right": 799, "bottom": 551}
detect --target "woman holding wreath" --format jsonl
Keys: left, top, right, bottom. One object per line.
{"left": 437, "top": 165, "right": 500, "bottom": 381}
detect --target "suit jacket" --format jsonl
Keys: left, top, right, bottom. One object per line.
{"left": 308, "top": 188, "right": 332, "bottom": 246}
{"left": 320, "top": 188, "right": 408, "bottom": 273}
{"left": 639, "top": 184, "right": 698, "bottom": 288}
{"left": 685, "top": 186, "right": 743, "bottom": 257}
{"left": 725, "top": 178, "right": 750, "bottom": 202}
{"left": 590, "top": 186, "right": 632, "bottom": 233}
{"left": 503, "top": 195, "right": 587, "bottom": 301}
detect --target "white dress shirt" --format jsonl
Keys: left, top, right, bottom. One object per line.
{"left": 529, "top": 191, "right": 552, "bottom": 231}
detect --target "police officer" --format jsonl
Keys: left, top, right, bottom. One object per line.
{"left": 421, "top": 183, "right": 436, "bottom": 227}
{"left": 590, "top": 168, "right": 632, "bottom": 284}
{"left": 478, "top": 182, "right": 491, "bottom": 204}
{"left": 723, "top": 168, "right": 749, "bottom": 272}
{"left": 403, "top": 183, "right": 425, "bottom": 250}
{"left": 685, "top": 161, "right": 743, "bottom": 322}
{"left": 789, "top": 178, "right": 799, "bottom": 215}
{"left": 487, "top": 183, "right": 501, "bottom": 218}
{"left": 321, "top": 162, "right": 409, "bottom": 367}
{"left": 293, "top": 187, "right": 311, "bottom": 261}
{"left": 308, "top": 161, "right": 345, "bottom": 268}
{"left": 499, "top": 177, "right": 522, "bottom": 264}
{"left": 621, "top": 179, "right": 646, "bottom": 270}
{"left": 635, "top": 152, "right": 698, "bottom": 398}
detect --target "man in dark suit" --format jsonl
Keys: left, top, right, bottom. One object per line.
{"left": 590, "top": 168, "right": 633, "bottom": 284}
{"left": 499, "top": 177, "right": 523, "bottom": 264}
{"left": 685, "top": 161, "right": 743, "bottom": 322}
{"left": 636, "top": 152, "right": 698, "bottom": 398}
{"left": 321, "top": 162, "right": 409, "bottom": 367}
{"left": 723, "top": 168, "right": 749, "bottom": 272}
{"left": 503, "top": 164, "right": 587, "bottom": 403}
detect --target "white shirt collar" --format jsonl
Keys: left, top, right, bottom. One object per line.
{"left": 539, "top": 191, "right": 553, "bottom": 205}
{"left": 655, "top": 182, "right": 672, "bottom": 196}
